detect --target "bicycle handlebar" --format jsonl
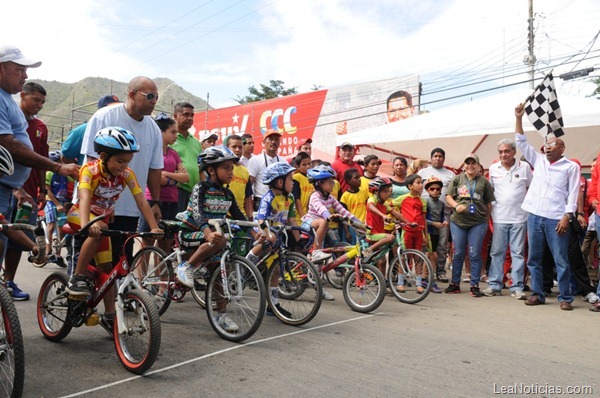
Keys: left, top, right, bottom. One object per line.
{"left": 75, "top": 215, "right": 164, "bottom": 239}
{"left": 208, "top": 218, "right": 263, "bottom": 236}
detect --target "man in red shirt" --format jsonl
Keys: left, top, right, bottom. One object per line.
{"left": 332, "top": 142, "right": 363, "bottom": 194}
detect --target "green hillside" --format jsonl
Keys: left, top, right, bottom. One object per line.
{"left": 30, "top": 77, "right": 211, "bottom": 148}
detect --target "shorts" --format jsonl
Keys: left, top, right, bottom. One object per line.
{"left": 366, "top": 233, "right": 388, "bottom": 242}
{"left": 67, "top": 205, "right": 112, "bottom": 265}
{"left": 402, "top": 230, "right": 424, "bottom": 251}
{"left": 179, "top": 230, "right": 206, "bottom": 249}
{"left": 429, "top": 234, "right": 440, "bottom": 252}
{"left": 138, "top": 201, "right": 178, "bottom": 232}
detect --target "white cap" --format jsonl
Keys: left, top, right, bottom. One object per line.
{"left": 0, "top": 45, "right": 41, "bottom": 68}
{"left": 200, "top": 131, "right": 219, "bottom": 142}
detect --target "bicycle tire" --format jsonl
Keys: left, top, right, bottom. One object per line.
{"left": 267, "top": 252, "right": 322, "bottom": 326}
{"left": 190, "top": 278, "right": 207, "bottom": 308}
{"left": 113, "top": 289, "right": 161, "bottom": 375}
{"left": 323, "top": 242, "right": 353, "bottom": 290}
{"left": 206, "top": 254, "right": 266, "bottom": 342}
{"left": 388, "top": 249, "right": 434, "bottom": 304}
{"left": 342, "top": 263, "right": 386, "bottom": 313}
{"left": 36, "top": 272, "right": 72, "bottom": 342}
{"left": 0, "top": 285, "right": 24, "bottom": 398}
{"left": 131, "top": 246, "right": 172, "bottom": 316}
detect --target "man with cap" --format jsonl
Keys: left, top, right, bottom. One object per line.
{"left": 332, "top": 142, "right": 363, "bottom": 194}
{"left": 0, "top": 45, "right": 79, "bottom": 299}
{"left": 170, "top": 102, "right": 201, "bottom": 212}
{"left": 514, "top": 103, "right": 579, "bottom": 310}
{"left": 298, "top": 138, "right": 312, "bottom": 157}
{"left": 62, "top": 94, "right": 120, "bottom": 165}
{"left": 200, "top": 130, "right": 218, "bottom": 150}
{"left": 247, "top": 129, "right": 282, "bottom": 214}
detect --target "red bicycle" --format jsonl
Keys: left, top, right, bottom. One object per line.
{"left": 36, "top": 216, "right": 163, "bottom": 374}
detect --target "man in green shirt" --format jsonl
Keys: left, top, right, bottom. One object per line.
{"left": 170, "top": 102, "right": 201, "bottom": 212}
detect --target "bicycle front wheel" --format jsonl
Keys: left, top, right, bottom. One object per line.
{"left": 267, "top": 252, "right": 322, "bottom": 326}
{"left": 36, "top": 272, "right": 72, "bottom": 342}
{"left": 114, "top": 289, "right": 161, "bottom": 375}
{"left": 343, "top": 263, "right": 386, "bottom": 313}
{"left": 388, "top": 249, "right": 434, "bottom": 304}
{"left": 0, "top": 286, "right": 24, "bottom": 398}
{"left": 131, "top": 246, "right": 172, "bottom": 316}
{"left": 323, "top": 242, "right": 352, "bottom": 289}
{"left": 206, "top": 255, "right": 266, "bottom": 342}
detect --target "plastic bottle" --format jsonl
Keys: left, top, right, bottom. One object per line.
{"left": 14, "top": 202, "right": 33, "bottom": 224}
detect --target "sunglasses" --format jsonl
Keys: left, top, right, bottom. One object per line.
{"left": 428, "top": 187, "right": 441, "bottom": 191}
{"left": 138, "top": 91, "right": 159, "bottom": 101}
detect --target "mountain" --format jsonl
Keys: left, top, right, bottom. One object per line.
{"left": 30, "top": 77, "right": 211, "bottom": 148}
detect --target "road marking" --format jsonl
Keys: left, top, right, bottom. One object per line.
{"left": 59, "top": 313, "right": 377, "bottom": 398}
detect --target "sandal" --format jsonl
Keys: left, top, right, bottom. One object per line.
{"left": 416, "top": 286, "right": 424, "bottom": 294}
{"left": 462, "top": 274, "right": 471, "bottom": 283}
{"left": 589, "top": 302, "right": 600, "bottom": 312}
{"left": 396, "top": 285, "right": 406, "bottom": 293}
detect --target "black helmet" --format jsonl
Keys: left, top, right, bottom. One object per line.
{"left": 197, "top": 146, "right": 239, "bottom": 172}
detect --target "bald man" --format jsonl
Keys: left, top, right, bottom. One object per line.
{"left": 514, "top": 103, "right": 579, "bottom": 310}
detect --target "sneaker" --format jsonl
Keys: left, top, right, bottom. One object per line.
{"left": 362, "top": 247, "right": 376, "bottom": 263}
{"left": 310, "top": 249, "right": 332, "bottom": 263}
{"left": 480, "top": 275, "right": 489, "bottom": 283}
{"left": 266, "top": 303, "right": 292, "bottom": 318}
{"left": 482, "top": 287, "right": 501, "bottom": 297}
{"left": 462, "top": 274, "right": 471, "bottom": 283}
{"left": 583, "top": 292, "right": 600, "bottom": 304}
{"left": 6, "top": 281, "right": 30, "bottom": 301}
{"left": 99, "top": 314, "right": 114, "bottom": 337}
{"left": 46, "top": 253, "right": 58, "bottom": 264}
{"left": 470, "top": 285, "right": 484, "bottom": 298}
{"left": 176, "top": 262, "right": 195, "bottom": 288}
{"left": 436, "top": 274, "right": 449, "bottom": 283}
{"left": 511, "top": 290, "right": 527, "bottom": 300}
{"left": 65, "top": 275, "right": 90, "bottom": 297}
{"left": 445, "top": 283, "right": 461, "bottom": 294}
{"left": 216, "top": 313, "right": 239, "bottom": 333}
{"left": 321, "top": 289, "right": 335, "bottom": 301}
{"left": 431, "top": 283, "right": 442, "bottom": 294}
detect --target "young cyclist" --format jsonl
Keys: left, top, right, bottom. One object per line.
{"left": 246, "top": 161, "right": 299, "bottom": 317}
{"left": 176, "top": 146, "right": 257, "bottom": 333}
{"left": 365, "top": 177, "right": 413, "bottom": 276}
{"left": 291, "top": 151, "right": 313, "bottom": 224}
{"left": 65, "top": 127, "right": 162, "bottom": 334}
{"left": 0, "top": 145, "right": 43, "bottom": 261}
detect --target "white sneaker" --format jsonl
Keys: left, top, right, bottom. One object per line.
{"left": 176, "top": 263, "right": 195, "bottom": 288}
{"left": 311, "top": 249, "right": 332, "bottom": 263}
{"left": 321, "top": 289, "right": 335, "bottom": 301}
{"left": 216, "top": 313, "right": 239, "bottom": 333}
{"left": 584, "top": 292, "right": 599, "bottom": 304}
{"left": 511, "top": 290, "right": 526, "bottom": 300}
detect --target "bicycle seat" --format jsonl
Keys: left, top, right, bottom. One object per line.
{"left": 62, "top": 224, "right": 76, "bottom": 235}
{"left": 159, "top": 219, "right": 184, "bottom": 235}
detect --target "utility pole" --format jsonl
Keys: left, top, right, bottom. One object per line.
{"left": 526, "top": 0, "right": 536, "bottom": 88}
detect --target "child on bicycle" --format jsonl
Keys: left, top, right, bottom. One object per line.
{"left": 0, "top": 145, "right": 43, "bottom": 259}
{"left": 246, "top": 161, "right": 299, "bottom": 317}
{"left": 176, "top": 146, "right": 257, "bottom": 333}
{"left": 365, "top": 177, "right": 413, "bottom": 276}
{"left": 66, "top": 127, "right": 161, "bottom": 333}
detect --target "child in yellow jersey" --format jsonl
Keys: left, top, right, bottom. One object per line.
{"left": 340, "top": 168, "right": 369, "bottom": 222}
{"left": 292, "top": 151, "right": 313, "bottom": 224}
{"left": 225, "top": 135, "right": 253, "bottom": 218}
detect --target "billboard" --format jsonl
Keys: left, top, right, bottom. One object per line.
{"left": 192, "top": 75, "right": 420, "bottom": 159}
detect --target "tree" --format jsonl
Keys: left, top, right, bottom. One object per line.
{"left": 234, "top": 80, "right": 298, "bottom": 104}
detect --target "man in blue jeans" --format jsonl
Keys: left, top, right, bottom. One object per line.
{"left": 514, "top": 103, "right": 579, "bottom": 310}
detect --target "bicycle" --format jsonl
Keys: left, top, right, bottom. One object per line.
{"left": 251, "top": 224, "right": 322, "bottom": 326}
{"left": 0, "top": 222, "right": 46, "bottom": 398}
{"left": 314, "top": 218, "right": 387, "bottom": 313}
{"left": 131, "top": 218, "right": 267, "bottom": 343}
{"left": 31, "top": 212, "right": 69, "bottom": 269}
{"left": 36, "top": 216, "right": 162, "bottom": 374}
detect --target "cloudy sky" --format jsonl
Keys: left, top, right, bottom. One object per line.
{"left": 5, "top": 0, "right": 600, "bottom": 109}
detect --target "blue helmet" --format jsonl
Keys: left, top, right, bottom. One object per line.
{"left": 93, "top": 127, "right": 139, "bottom": 155}
{"left": 0, "top": 145, "right": 14, "bottom": 177}
{"left": 198, "top": 145, "right": 238, "bottom": 172}
{"left": 307, "top": 164, "right": 336, "bottom": 183}
{"left": 263, "top": 161, "right": 295, "bottom": 184}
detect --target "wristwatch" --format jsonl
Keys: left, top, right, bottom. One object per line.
{"left": 576, "top": 212, "right": 585, "bottom": 217}
{"left": 149, "top": 200, "right": 162, "bottom": 207}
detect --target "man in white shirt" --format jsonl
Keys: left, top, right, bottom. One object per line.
{"left": 484, "top": 139, "right": 532, "bottom": 299}
{"left": 239, "top": 133, "right": 254, "bottom": 167}
{"left": 514, "top": 103, "right": 579, "bottom": 310}
{"left": 247, "top": 129, "right": 281, "bottom": 213}
{"left": 418, "top": 148, "right": 456, "bottom": 282}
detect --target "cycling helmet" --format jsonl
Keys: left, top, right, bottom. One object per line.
{"left": 263, "top": 161, "right": 295, "bottom": 184}
{"left": 49, "top": 150, "right": 62, "bottom": 162}
{"left": 307, "top": 164, "right": 336, "bottom": 183}
{"left": 197, "top": 145, "right": 239, "bottom": 172}
{"left": 0, "top": 145, "right": 14, "bottom": 176}
{"left": 368, "top": 176, "right": 392, "bottom": 192}
{"left": 94, "top": 127, "right": 139, "bottom": 155}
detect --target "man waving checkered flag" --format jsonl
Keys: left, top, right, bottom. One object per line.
{"left": 524, "top": 72, "right": 564, "bottom": 138}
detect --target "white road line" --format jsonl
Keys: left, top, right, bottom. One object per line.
{"left": 59, "top": 313, "right": 377, "bottom": 398}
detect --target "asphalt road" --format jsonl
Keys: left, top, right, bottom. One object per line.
{"left": 11, "top": 259, "right": 599, "bottom": 398}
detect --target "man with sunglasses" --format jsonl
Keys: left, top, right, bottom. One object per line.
{"left": 514, "top": 103, "right": 579, "bottom": 310}
{"left": 171, "top": 102, "right": 201, "bottom": 212}
{"left": 485, "top": 138, "right": 533, "bottom": 299}
{"left": 239, "top": 133, "right": 254, "bottom": 167}
{"left": 80, "top": 76, "right": 163, "bottom": 263}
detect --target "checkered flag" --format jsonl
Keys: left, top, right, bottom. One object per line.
{"left": 524, "top": 72, "right": 564, "bottom": 138}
